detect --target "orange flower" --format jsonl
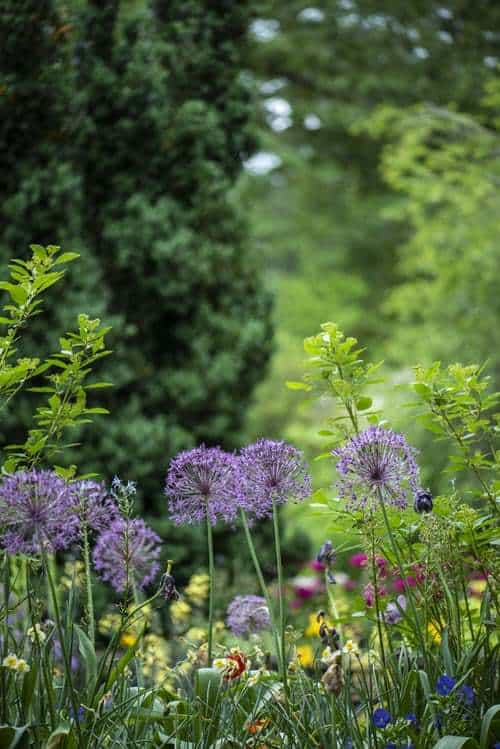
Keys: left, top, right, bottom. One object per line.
{"left": 246, "top": 718, "right": 270, "bottom": 734}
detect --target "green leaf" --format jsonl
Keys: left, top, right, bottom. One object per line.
{"left": 0, "top": 726, "right": 30, "bottom": 749}
{"left": 53, "top": 252, "right": 80, "bottom": 265}
{"left": 480, "top": 704, "right": 500, "bottom": 749}
{"left": 75, "top": 624, "right": 97, "bottom": 694}
{"left": 46, "top": 724, "right": 76, "bottom": 749}
{"left": 356, "top": 396, "right": 373, "bottom": 410}
{"left": 286, "top": 380, "right": 310, "bottom": 390}
{"left": 433, "top": 737, "right": 478, "bottom": 749}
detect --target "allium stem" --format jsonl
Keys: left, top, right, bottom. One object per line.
{"left": 206, "top": 513, "right": 215, "bottom": 665}
{"left": 376, "top": 488, "right": 427, "bottom": 665}
{"left": 81, "top": 522, "right": 95, "bottom": 645}
{"left": 43, "top": 552, "right": 85, "bottom": 749}
{"left": 240, "top": 509, "right": 282, "bottom": 676}
{"left": 272, "top": 498, "right": 288, "bottom": 694}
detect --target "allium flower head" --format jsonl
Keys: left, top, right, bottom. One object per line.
{"left": 165, "top": 446, "right": 240, "bottom": 526}
{"left": 333, "top": 426, "right": 419, "bottom": 511}
{"left": 71, "top": 480, "right": 118, "bottom": 534}
{"left": 239, "top": 439, "right": 311, "bottom": 518}
{"left": 93, "top": 518, "right": 161, "bottom": 592}
{"left": 226, "top": 595, "right": 270, "bottom": 637}
{"left": 0, "top": 470, "right": 80, "bottom": 554}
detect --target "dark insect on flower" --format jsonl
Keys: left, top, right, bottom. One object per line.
{"left": 316, "top": 611, "right": 340, "bottom": 650}
{"left": 238, "top": 439, "right": 311, "bottom": 519}
{"left": 413, "top": 488, "right": 433, "bottom": 514}
{"left": 93, "top": 518, "right": 161, "bottom": 592}
{"left": 0, "top": 470, "right": 80, "bottom": 554}
{"left": 226, "top": 595, "right": 270, "bottom": 637}
{"left": 317, "top": 540, "right": 336, "bottom": 583}
{"left": 333, "top": 426, "right": 420, "bottom": 511}
{"left": 372, "top": 708, "right": 392, "bottom": 729}
{"left": 160, "top": 570, "right": 180, "bottom": 602}
{"left": 436, "top": 674, "right": 456, "bottom": 696}
{"left": 165, "top": 445, "right": 240, "bottom": 526}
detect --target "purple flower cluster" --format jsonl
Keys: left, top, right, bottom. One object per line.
{"left": 333, "top": 426, "right": 420, "bottom": 511}
{"left": 92, "top": 518, "right": 161, "bottom": 592}
{"left": 239, "top": 439, "right": 311, "bottom": 519}
{"left": 165, "top": 440, "right": 311, "bottom": 526}
{"left": 0, "top": 470, "right": 80, "bottom": 554}
{"left": 71, "top": 479, "right": 118, "bottom": 534}
{"left": 226, "top": 594, "right": 270, "bottom": 637}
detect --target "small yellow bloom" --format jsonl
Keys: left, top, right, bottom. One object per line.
{"left": 170, "top": 600, "right": 192, "bottom": 625}
{"left": 2, "top": 653, "right": 19, "bottom": 670}
{"left": 185, "top": 573, "right": 210, "bottom": 606}
{"left": 120, "top": 632, "right": 137, "bottom": 648}
{"left": 342, "top": 639, "right": 359, "bottom": 656}
{"left": 15, "top": 659, "right": 30, "bottom": 673}
{"left": 296, "top": 644, "right": 314, "bottom": 668}
{"left": 427, "top": 621, "right": 442, "bottom": 645}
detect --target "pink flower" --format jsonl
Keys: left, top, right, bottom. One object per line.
{"left": 394, "top": 576, "right": 416, "bottom": 593}
{"left": 310, "top": 559, "right": 325, "bottom": 571}
{"left": 376, "top": 556, "right": 389, "bottom": 578}
{"left": 350, "top": 552, "right": 368, "bottom": 567}
{"left": 363, "top": 583, "right": 375, "bottom": 608}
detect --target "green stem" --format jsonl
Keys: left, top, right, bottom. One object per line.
{"left": 272, "top": 499, "right": 288, "bottom": 694}
{"left": 81, "top": 524, "right": 95, "bottom": 645}
{"left": 43, "top": 553, "right": 85, "bottom": 748}
{"left": 206, "top": 515, "right": 215, "bottom": 665}
{"left": 240, "top": 509, "right": 282, "bottom": 674}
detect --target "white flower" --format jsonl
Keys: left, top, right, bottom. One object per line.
{"left": 342, "top": 639, "right": 359, "bottom": 656}
{"left": 15, "top": 658, "right": 30, "bottom": 673}
{"left": 2, "top": 653, "right": 19, "bottom": 670}
{"left": 27, "top": 623, "right": 47, "bottom": 644}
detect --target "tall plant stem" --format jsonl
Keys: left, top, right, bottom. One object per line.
{"left": 376, "top": 489, "right": 428, "bottom": 666}
{"left": 81, "top": 524, "right": 95, "bottom": 645}
{"left": 206, "top": 515, "right": 215, "bottom": 665}
{"left": 240, "top": 509, "right": 283, "bottom": 677}
{"left": 43, "top": 552, "right": 85, "bottom": 748}
{"left": 272, "top": 499, "right": 288, "bottom": 694}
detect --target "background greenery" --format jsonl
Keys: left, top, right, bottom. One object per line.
{"left": 2, "top": 0, "right": 499, "bottom": 552}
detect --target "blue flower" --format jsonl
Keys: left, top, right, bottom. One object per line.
{"left": 457, "top": 684, "right": 474, "bottom": 707}
{"left": 493, "top": 742, "right": 500, "bottom": 749}
{"left": 373, "top": 708, "right": 392, "bottom": 728}
{"left": 436, "top": 674, "right": 456, "bottom": 696}
{"left": 405, "top": 712, "right": 419, "bottom": 730}
{"left": 384, "top": 743, "right": 397, "bottom": 749}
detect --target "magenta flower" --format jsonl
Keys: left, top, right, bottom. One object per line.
{"left": 363, "top": 583, "right": 375, "bottom": 608}
{"left": 0, "top": 470, "right": 80, "bottom": 554}
{"left": 239, "top": 439, "right": 311, "bottom": 519}
{"left": 333, "top": 426, "right": 420, "bottom": 511}
{"left": 165, "top": 446, "right": 240, "bottom": 526}
{"left": 93, "top": 518, "right": 161, "bottom": 592}
{"left": 350, "top": 552, "right": 368, "bottom": 567}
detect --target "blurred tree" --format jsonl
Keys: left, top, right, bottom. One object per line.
{"left": 0, "top": 0, "right": 273, "bottom": 535}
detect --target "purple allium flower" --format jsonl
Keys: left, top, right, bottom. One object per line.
{"left": 93, "top": 518, "right": 161, "bottom": 592}
{"left": 0, "top": 470, "right": 80, "bottom": 554}
{"left": 239, "top": 439, "right": 311, "bottom": 519}
{"left": 333, "top": 426, "right": 419, "bottom": 511}
{"left": 457, "top": 684, "right": 474, "bottom": 706}
{"left": 372, "top": 708, "right": 392, "bottom": 728}
{"left": 71, "top": 480, "right": 118, "bottom": 534}
{"left": 165, "top": 446, "right": 240, "bottom": 526}
{"left": 226, "top": 594, "right": 270, "bottom": 637}
{"left": 436, "top": 674, "right": 456, "bottom": 696}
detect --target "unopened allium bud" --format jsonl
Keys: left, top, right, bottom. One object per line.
{"left": 414, "top": 488, "right": 433, "bottom": 513}
{"left": 317, "top": 540, "right": 336, "bottom": 583}
{"left": 160, "top": 561, "right": 180, "bottom": 601}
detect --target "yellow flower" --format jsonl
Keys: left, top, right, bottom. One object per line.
{"left": 427, "top": 621, "right": 442, "bottom": 645}
{"left": 469, "top": 580, "right": 487, "bottom": 596}
{"left": 98, "top": 613, "right": 121, "bottom": 636}
{"left": 15, "top": 659, "right": 30, "bottom": 673}
{"left": 296, "top": 644, "right": 314, "bottom": 668}
{"left": 185, "top": 573, "right": 210, "bottom": 606}
{"left": 2, "top": 653, "right": 19, "bottom": 670}
{"left": 170, "top": 600, "right": 192, "bottom": 626}
{"left": 342, "top": 639, "right": 359, "bottom": 656}
{"left": 186, "top": 627, "right": 207, "bottom": 643}
{"left": 120, "top": 632, "right": 137, "bottom": 648}
{"left": 304, "top": 613, "right": 321, "bottom": 638}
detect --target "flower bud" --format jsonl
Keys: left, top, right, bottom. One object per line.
{"left": 413, "top": 489, "right": 433, "bottom": 513}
